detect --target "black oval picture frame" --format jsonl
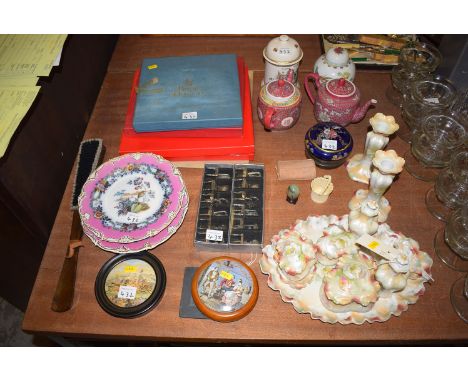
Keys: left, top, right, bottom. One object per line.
{"left": 95, "top": 251, "right": 166, "bottom": 318}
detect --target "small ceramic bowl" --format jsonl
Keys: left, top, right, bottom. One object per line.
{"left": 305, "top": 122, "right": 353, "bottom": 168}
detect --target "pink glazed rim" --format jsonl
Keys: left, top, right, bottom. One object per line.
{"left": 78, "top": 153, "right": 186, "bottom": 243}
{"left": 83, "top": 190, "right": 189, "bottom": 253}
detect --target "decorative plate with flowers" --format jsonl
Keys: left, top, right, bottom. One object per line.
{"left": 79, "top": 153, "right": 186, "bottom": 243}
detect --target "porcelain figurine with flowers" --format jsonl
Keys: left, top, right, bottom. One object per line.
{"left": 260, "top": 148, "right": 433, "bottom": 325}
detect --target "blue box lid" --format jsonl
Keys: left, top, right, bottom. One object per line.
{"left": 133, "top": 54, "right": 243, "bottom": 132}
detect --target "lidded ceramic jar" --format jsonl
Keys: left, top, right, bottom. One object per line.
{"left": 263, "top": 35, "right": 303, "bottom": 85}
{"left": 258, "top": 79, "right": 302, "bottom": 131}
{"left": 305, "top": 121, "right": 353, "bottom": 168}
{"left": 314, "top": 47, "right": 356, "bottom": 82}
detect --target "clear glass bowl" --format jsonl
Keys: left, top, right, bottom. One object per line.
{"left": 411, "top": 114, "right": 466, "bottom": 167}
{"left": 411, "top": 77, "right": 457, "bottom": 110}
{"left": 399, "top": 41, "right": 442, "bottom": 73}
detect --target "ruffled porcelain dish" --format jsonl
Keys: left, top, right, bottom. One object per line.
{"left": 260, "top": 214, "right": 433, "bottom": 325}
{"left": 83, "top": 190, "right": 189, "bottom": 253}
{"left": 78, "top": 153, "right": 186, "bottom": 243}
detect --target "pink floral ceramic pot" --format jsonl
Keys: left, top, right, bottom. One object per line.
{"left": 257, "top": 79, "right": 302, "bottom": 131}
{"left": 304, "top": 73, "right": 376, "bottom": 126}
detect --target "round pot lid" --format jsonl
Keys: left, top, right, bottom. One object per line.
{"left": 325, "top": 47, "right": 350, "bottom": 67}
{"left": 266, "top": 79, "right": 295, "bottom": 99}
{"left": 95, "top": 251, "right": 166, "bottom": 318}
{"left": 263, "top": 35, "right": 303, "bottom": 65}
{"left": 191, "top": 256, "right": 258, "bottom": 322}
{"left": 326, "top": 78, "right": 356, "bottom": 98}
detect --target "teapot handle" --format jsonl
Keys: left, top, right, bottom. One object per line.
{"left": 304, "top": 72, "right": 321, "bottom": 105}
{"left": 264, "top": 107, "right": 275, "bottom": 129}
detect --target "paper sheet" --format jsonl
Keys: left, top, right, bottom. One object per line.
{"left": 0, "top": 34, "right": 67, "bottom": 158}
{"left": 0, "top": 34, "right": 67, "bottom": 77}
{"left": 0, "top": 86, "right": 41, "bottom": 157}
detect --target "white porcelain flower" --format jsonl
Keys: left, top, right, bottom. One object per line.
{"left": 369, "top": 113, "right": 400, "bottom": 135}
{"left": 372, "top": 149, "right": 405, "bottom": 175}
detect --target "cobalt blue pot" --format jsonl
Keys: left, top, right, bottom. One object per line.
{"left": 305, "top": 121, "right": 353, "bottom": 168}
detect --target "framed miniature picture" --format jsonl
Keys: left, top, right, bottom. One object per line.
{"left": 191, "top": 256, "right": 258, "bottom": 322}
{"left": 94, "top": 251, "right": 166, "bottom": 318}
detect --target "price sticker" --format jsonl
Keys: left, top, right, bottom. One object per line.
{"left": 368, "top": 241, "right": 380, "bottom": 250}
{"left": 124, "top": 265, "right": 137, "bottom": 273}
{"left": 206, "top": 229, "right": 223, "bottom": 242}
{"left": 117, "top": 285, "right": 137, "bottom": 300}
{"left": 147, "top": 64, "right": 158, "bottom": 70}
{"left": 322, "top": 139, "right": 338, "bottom": 150}
{"left": 356, "top": 234, "right": 399, "bottom": 261}
{"left": 182, "top": 111, "right": 198, "bottom": 120}
{"left": 424, "top": 97, "right": 439, "bottom": 104}
{"left": 220, "top": 270, "right": 233, "bottom": 280}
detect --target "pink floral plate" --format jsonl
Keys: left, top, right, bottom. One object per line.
{"left": 78, "top": 153, "right": 186, "bottom": 243}
{"left": 83, "top": 190, "right": 189, "bottom": 253}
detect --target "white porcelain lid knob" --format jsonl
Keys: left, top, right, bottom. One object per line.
{"left": 325, "top": 47, "right": 350, "bottom": 66}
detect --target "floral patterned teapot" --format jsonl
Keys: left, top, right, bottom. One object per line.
{"left": 258, "top": 76, "right": 302, "bottom": 131}
{"left": 304, "top": 73, "right": 377, "bottom": 126}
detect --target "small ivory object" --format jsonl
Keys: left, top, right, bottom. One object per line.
{"left": 311, "top": 175, "right": 334, "bottom": 203}
{"left": 276, "top": 159, "right": 317, "bottom": 180}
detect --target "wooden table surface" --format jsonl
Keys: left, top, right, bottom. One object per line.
{"left": 23, "top": 35, "right": 468, "bottom": 344}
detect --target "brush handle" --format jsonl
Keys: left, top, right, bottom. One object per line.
{"left": 51, "top": 139, "right": 105, "bottom": 313}
{"left": 51, "top": 211, "right": 82, "bottom": 312}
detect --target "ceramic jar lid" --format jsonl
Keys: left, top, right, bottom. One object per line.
{"left": 326, "top": 78, "right": 356, "bottom": 97}
{"left": 325, "top": 47, "right": 350, "bottom": 66}
{"left": 262, "top": 79, "right": 301, "bottom": 106}
{"left": 267, "top": 79, "right": 295, "bottom": 98}
{"left": 191, "top": 256, "right": 258, "bottom": 322}
{"left": 263, "top": 35, "right": 303, "bottom": 65}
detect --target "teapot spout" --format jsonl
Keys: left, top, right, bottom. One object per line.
{"left": 352, "top": 99, "right": 377, "bottom": 123}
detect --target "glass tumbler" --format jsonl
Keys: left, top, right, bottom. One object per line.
{"left": 405, "top": 113, "right": 466, "bottom": 181}
{"left": 386, "top": 41, "right": 441, "bottom": 108}
{"left": 387, "top": 66, "right": 431, "bottom": 108}
{"left": 434, "top": 206, "right": 468, "bottom": 271}
{"left": 450, "top": 275, "right": 468, "bottom": 324}
{"left": 426, "top": 149, "right": 468, "bottom": 221}
{"left": 450, "top": 89, "right": 468, "bottom": 127}
{"left": 398, "top": 77, "right": 457, "bottom": 143}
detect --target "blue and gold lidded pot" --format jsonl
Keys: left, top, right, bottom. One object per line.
{"left": 304, "top": 122, "right": 353, "bottom": 168}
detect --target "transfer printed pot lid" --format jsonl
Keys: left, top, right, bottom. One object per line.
{"left": 84, "top": 190, "right": 189, "bottom": 254}
{"left": 78, "top": 153, "right": 186, "bottom": 243}
{"left": 95, "top": 251, "right": 166, "bottom": 318}
{"left": 191, "top": 256, "right": 258, "bottom": 322}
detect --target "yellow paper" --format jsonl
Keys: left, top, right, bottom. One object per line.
{"left": 0, "top": 86, "right": 40, "bottom": 157}
{"left": 0, "top": 76, "right": 38, "bottom": 86}
{"left": 0, "top": 34, "right": 67, "bottom": 77}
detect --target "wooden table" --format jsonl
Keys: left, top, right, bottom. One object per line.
{"left": 23, "top": 35, "right": 468, "bottom": 344}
